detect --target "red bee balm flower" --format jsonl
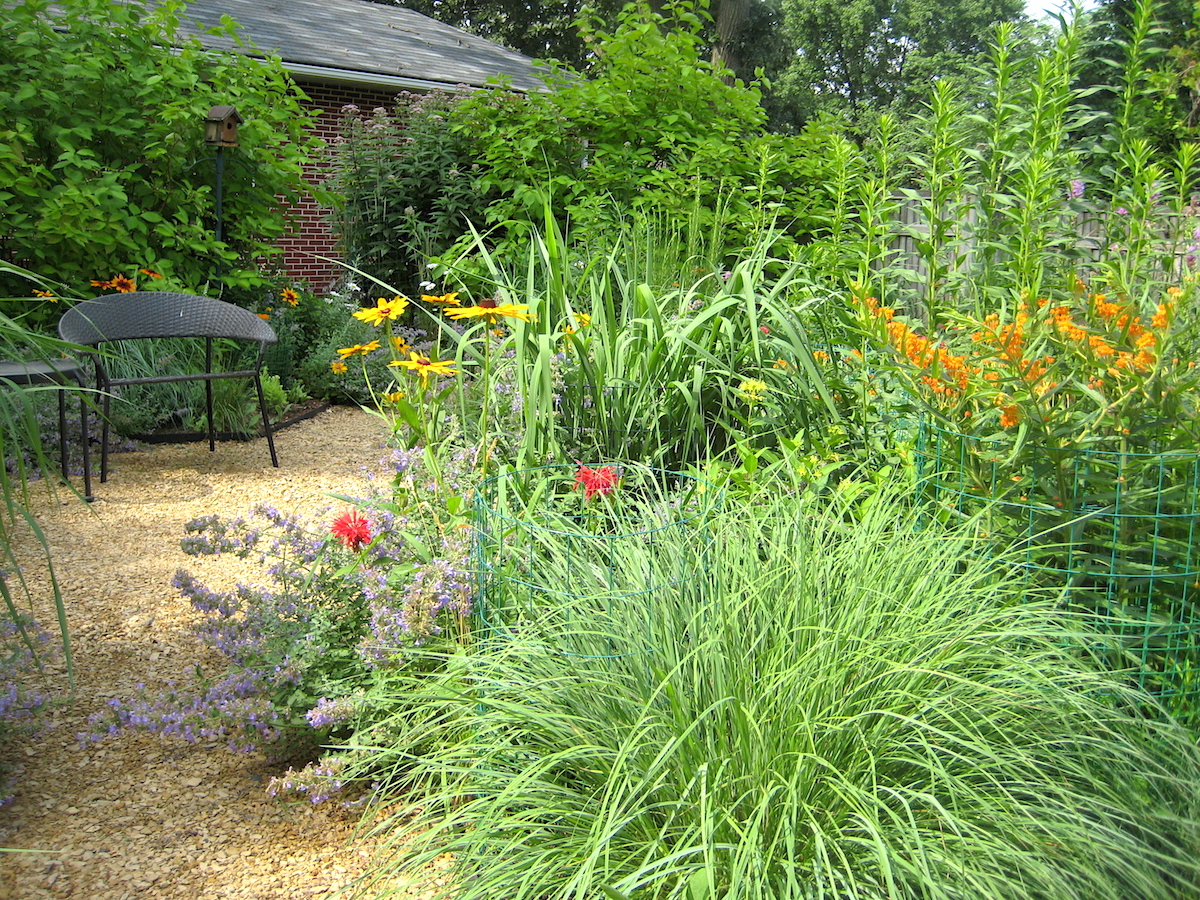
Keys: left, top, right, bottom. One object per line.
{"left": 331, "top": 511, "right": 372, "bottom": 551}
{"left": 575, "top": 463, "right": 620, "bottom": 500}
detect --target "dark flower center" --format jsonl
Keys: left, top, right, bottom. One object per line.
{"left": 479, "top": 298, "right": 498, "bottom": 309}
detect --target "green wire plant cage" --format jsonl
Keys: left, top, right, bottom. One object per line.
{"left": 472, "top": 463, "right": 722, "bottom": 659}
{"left": 917, "top": 421, "right": 1200, "bottom": 712}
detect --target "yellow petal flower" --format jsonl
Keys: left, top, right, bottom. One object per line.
{"left": 388, "top": 351, "right": 456, "bottom": 386}
{"left": 353, "top": 295, "right": 409, "bottom": 326}
{"left": 445, "top": 297, "right": 531, "bottom": 324}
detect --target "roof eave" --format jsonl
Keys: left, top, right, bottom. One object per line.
{"left": 282, "top": 60, "right": 488, "bottom": 93}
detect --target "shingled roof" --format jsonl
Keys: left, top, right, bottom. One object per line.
{"left": 165, "top": 0, "right": 548, "bottom": 92}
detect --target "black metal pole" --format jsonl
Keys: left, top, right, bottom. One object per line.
{"left": 214, "top": 145, "right": 225, "bottom": 280}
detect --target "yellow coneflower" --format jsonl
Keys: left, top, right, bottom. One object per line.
{"left": 353, "top": 295, "right": 409, "bottom": 326}
{"left": 389, "top": 351, "right": 456, "bottom": 387}
{"left": 445, "top": 297, "right": 531, "bottom": 325}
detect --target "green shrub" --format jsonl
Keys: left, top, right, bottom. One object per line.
{"left": 326, "top": 92, "right": 492, "bottom": 295}
{"left": 434, "top": 1, "right": 849, "bottom": 267}
{"left": 0, "top": 0, "right": 320, "bottom": 305}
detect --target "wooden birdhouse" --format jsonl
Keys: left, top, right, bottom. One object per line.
{"left": 204, "top": 105, "right": 242, "bottom": 147}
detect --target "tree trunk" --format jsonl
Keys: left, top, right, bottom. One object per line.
{"left": 711, "top": 0, "right": 750, "bottom": 83}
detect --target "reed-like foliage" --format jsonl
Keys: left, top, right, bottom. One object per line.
{"left": 0, "top": 286, "right": 80, "bottom": 708}
{"left": 840, "top": 0, "right": 1194, "bottom": 325}
{"left": 436, "top": 218, "right": 843, "bottom": 471}
{"left": 350, "top": 488, "right": 1200, "bottom": 899}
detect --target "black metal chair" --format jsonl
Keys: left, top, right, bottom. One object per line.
{"left": 58, "top": 291, "right": 280, "bottom": 484}
{"left": 0, "top": 358, "right": 94, "bottom": 501}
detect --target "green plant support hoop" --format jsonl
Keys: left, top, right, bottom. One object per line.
{"left": 916, "top": 420, "right": 1200, "bottom": 712}
{"left": 472, "top": 463, "right": 722, "bottom": 658}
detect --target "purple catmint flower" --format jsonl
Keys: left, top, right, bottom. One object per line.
{"left": 305, "top": 696, "right": 358, "bottom": 729}
{"left": 1069, "top": 179, "right": 1085, "bottom": 199}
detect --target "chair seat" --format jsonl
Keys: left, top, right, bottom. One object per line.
{"left": 0, "top": 359, "right": 87, "bottom": 385}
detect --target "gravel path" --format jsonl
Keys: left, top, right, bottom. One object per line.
{"left": 0, "top": 406, "right": 438, "bottom": 899}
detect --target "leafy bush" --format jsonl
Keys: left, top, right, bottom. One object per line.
{"left": 347, "top": 1, "right": 852, "bottom": 277}
{"left": 326, "top": 93, "right": 491, "bottom": 295}
{"left": 355, "top": 488, "right": 1200, "bottom": 899}
{"left": 0, "top": 0, "right": 319, "bottom": 300}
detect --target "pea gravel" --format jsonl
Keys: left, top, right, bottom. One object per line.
{"left": 0, "top": 406, "right": 446, "bottom": 900}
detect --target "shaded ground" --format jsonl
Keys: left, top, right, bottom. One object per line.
{"left": 0, "top": 406, "right": 439, "bottom": 899}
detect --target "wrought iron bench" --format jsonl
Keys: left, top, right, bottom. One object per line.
{"left": 58, "top": 291, "right": 280, "bottom": 484}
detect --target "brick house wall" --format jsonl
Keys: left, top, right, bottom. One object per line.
{"left": 279, "top": 80, "right": 401, "bottom": 293}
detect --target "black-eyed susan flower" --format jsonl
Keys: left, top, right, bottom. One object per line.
{"left": 32, "top": 289, "right": 56, "bottom": 300}
{"left": 281, "top": 288, "right": 300, "bottom": 306}
{"left": 353, "top": 295, "right": 409, "bottom": 326}
{"left": 389, "top": 351, "right": 456, "bottom": 387}
{"left": 421, "top": 291, "right": 461, "bottom": 306}
{"left": 445, "top": 297, "right": 531, "bottom": 325}
{"left": 336, "top": 340, "right": 381, "bottom": 359}
{"left": 330, "top": 359, "right": 348, "bottom": 374}
{"left": 564, "top": 312, "right": 591, "bottom": 336}
{"left": 110, "top": 274, "right": 137, "bottom": 293}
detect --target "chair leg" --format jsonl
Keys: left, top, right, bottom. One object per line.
{"left": 205, "top": 379, "right": 215, "bottom": 453}
{"left": 205, "top": 338, "right": 215, "bottom": 453}
{"left": 78, "top": 386, "right": 93, "bottom": 502}
{"left": 253, "top": 373, "right": 279, "bottom": 468}
{"left": 100, "top": 391, "right": 111, "bottom": 484}
{"left": 56, "top": 389, "right": 69, "bottom": 486}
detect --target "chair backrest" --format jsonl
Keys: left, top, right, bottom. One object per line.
{"left": 58, "top": 291, "right": 277, "bottom": 347}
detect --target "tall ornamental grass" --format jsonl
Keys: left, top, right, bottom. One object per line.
{"left": 350, "top": 487, "right": 1200, "bottom": 899}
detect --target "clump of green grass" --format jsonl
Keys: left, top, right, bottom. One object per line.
{"left": 349, "top": 486, "right": 1200, "bottom": 899}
